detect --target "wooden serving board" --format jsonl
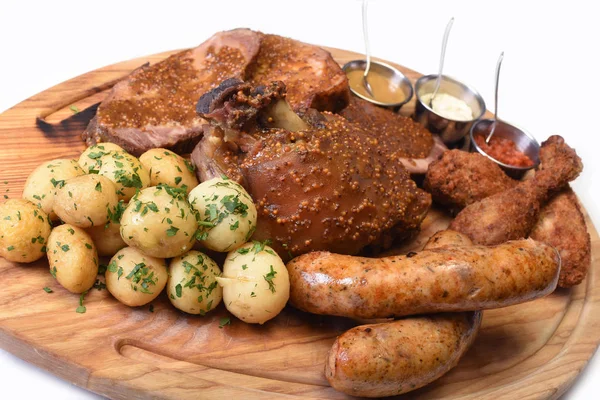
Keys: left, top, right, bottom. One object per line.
{"left": 0, "top": 47, "right": 599, "bottom": 400}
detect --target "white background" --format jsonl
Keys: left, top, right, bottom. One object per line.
{"left": 0, "top": 0, "right": 598, "bottom": 398}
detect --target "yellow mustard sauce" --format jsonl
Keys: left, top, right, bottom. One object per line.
{"left": 346, "top": 69, "right": 406, "bottom": 104}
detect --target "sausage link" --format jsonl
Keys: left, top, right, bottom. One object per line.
{"left": 326, "top": 312, "right": 482, "bottom": 397}
{"left": 288, "top": 235, "right": 559, "bottom": 319}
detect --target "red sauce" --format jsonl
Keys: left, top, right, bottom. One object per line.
{"left": 474, "top": 135, "right": 534, "bottom": 167}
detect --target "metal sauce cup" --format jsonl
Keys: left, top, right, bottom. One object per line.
{"left": 469, "top": 118, "right": 540, "bottom": 179}
{"left": 415, "top": 74, "right": 486, "bottom": 144}
{"left": 342, "top": 60, "right": 413, "bottom": 111}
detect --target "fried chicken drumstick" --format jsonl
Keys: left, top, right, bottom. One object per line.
{"left": 449, "top": 135, "right": 583, "bottom": 246}
{"left": 425, "top": 144, "right": 590, "bottom": 287}
{"left": 424, "top": 149, "right": 516, "bottom": 211}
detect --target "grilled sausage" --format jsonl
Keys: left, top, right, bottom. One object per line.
{"left": 288, "top": 231, "right": 560, "bottom": 319}
{"left": 326, "top": 311, "right": 482, "bottom": 397}
{"left": 325, "top": 231, "right": 481, "bottom": 397}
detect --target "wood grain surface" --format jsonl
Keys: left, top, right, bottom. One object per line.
{"left": 0, "top": 47, "right": 598, "bottom": 400}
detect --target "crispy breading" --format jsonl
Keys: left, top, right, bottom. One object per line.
{"left": 424, "top": 150, "right": 516, "bottom": 211}
{"left": 449, "top": 136, "right": 583, "bottom": 245}
{"left": 530, "top": 187, "right": 591, "bottom": 288}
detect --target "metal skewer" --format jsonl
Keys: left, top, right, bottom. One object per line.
{"left": 430, "top": 17, "right": 455, "bottom": 108}
{"left": 361, "top": 0, "right": 374, "bottom": 97}
{"left": 486, "top": 51, "right": 505, "bottom": 144}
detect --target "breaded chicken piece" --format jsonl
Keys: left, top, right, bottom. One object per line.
{"left": 449, "top": 136, "right": 583, "bottom": 245}
{"left": 424, "top": 150, "right": 516, "bottom": 211}
{"left": 530, "top": 187, "right": 591, "bottom": 288}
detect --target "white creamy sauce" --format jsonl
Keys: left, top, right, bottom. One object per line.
{"left": 421, "top": 93, "right": 473, "bottom": 121}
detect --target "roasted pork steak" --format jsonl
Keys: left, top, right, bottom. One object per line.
{"left": 83, "top": 29, "right": 349, "bottom": 155}
{"left": 192, "top": 80, "right": 431, "bottom": 258}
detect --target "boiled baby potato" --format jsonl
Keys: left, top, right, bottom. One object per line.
{"left": 139, "top": 149, "right": 198, "bottom": 194}
{"left": 0, "top": 199, "right": 51, "bottom": 263}
{"left": 216, "top": 241, "right": 289, "bottom": 324}
{"left": 105, "top": 246, "right": 168, "bottom": 307}
{"left": 189, "top": 177, "right": 257, "bottom": 252}
{"left": 120, "top": 185, "right": 198, "bottom": 258}
{"left": 47, "top": 224, "right": 98, "bottom": 293}
{"left": 53, "top": 175, "right": 119, "bottom": 228}
{"left": 22, "top": 159, "right": 86, "bottom": 220}
{"left": 86, "top": 219, "right": 126, "bottom": 257}
{"left": 96, "top": 151, "right": 150, "bottom": 201}
{"left": 167, "top": 250, "right": 222, "bottom": 315}
{"left": 78, "top": 143, "right": 126, "bottom": 173}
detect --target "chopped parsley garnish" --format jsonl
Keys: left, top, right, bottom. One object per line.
{"left": 92, "top": 279, "right": 106, "bottom": 291}
{"left": 61, "top": 244, "right": 70, "bottom": 252}
{"left": 174, "top": 176, "right": 182, "bottom": 185}
{"left": 67, "top": 227, "right": 75, "bottom": 235}
{"left": 76, "top": 291, "right": 87, "bottom": 314}
{"left": 263, "top": 265, "right": 277, "bottom": 293}
{"left": 85, "top": 243, "right": 93, "bottom": 249}
{"left": 107, "top": 260, "right": 118, "bottom": 273}
{"left": 6, "top": 245, "right": 15, "bottom": 251}
{"left": 69, "top": 105, "right": 80, "bottom": 114}
{"left": 230, "top": 221, "right": 239, "bottom": 231}
{"left": 184, "top": 160, "right": 196, "bottom": 173}
{"left": 166, "top": 226, "right": 179, "bottom": 236}
{"left": 108, "top": 201, "right": 126, "bottom": 224}
{"left": 149, "top": 305, "right": 154, "bottom": 313}
{"left": 175, "top": 284, "right": 183, "bottom": 298}
{"left": 219, "top": 317, "right": 231, "bottom": 329}
{"left": 50, "top": 178, "right": 65, "bottom": 189}
{"left": 95, "top": 182, "right": 102, "bottom": 192}
{"left": 114, "top": 170, "right": 143, "bottom": 188}
{"left": 43, "top": 287, "right": 53, "bottom": 293}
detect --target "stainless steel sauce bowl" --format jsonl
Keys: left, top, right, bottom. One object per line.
{"left": 342, "top": 60, "right": 413, "bottom": 111}
{"left": 415, "top": 74, "right": 486, "bottom": 144}
{"left": 469, "top": 118, "right": 540, "bottom": 179}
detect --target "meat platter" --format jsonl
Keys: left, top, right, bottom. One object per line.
{"left": 0, "top": 36, "right": 598, "bottom": 399}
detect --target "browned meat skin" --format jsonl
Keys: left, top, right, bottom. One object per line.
{"left": 326, "top": 312, "right": 482, "bottom": 397}
{"left": 449, "top": 135, "right": 583, "bottom": 245}
{"left": 193, "top": 80, "right": 430, "bottom": 258}
{"left": 339, "top": 96, "right": 447, "bottom": 174}
{"left": 340, "top": 96, "right": 434, "bottom": 159}
{"left": 83, "top": 29, "right": 262, "bottom": 156}
{"left": 83, "top": 29, "right": 350, "bottom": 155}
{"left": 424, "top": 149, "right": 517, "bottom": 210}
{"left": 247, "top": 34, "right": 349, "bottom": 113}
{"left": 287, "top": 236, "right": 559, "bottom": 319}
{"left": 530, "top": 187, "right": 591, "bottom": 287}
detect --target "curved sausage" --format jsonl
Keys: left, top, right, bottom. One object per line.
{"left": 287, "top": 232, "right": 560, "bottom": 319}
{"left": 325, "top": 231, "right": 480, "bottom": 397}
{"left": 326, "top": 311, "right": 482, "bottom": 397}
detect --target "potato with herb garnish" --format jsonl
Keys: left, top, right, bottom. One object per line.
{"left": 0, "top": 199, "right": 51, "bottom": 263}
{"left": 96, "top": 150, "right": 150, "bottom": 201}
{"left": 120, "top": 185, "right": 198, "bottom": 258}
{"left": 47, "top": 224, "right": 98, "bottom": 293}
{"left": 85, "top": 217, "right": 126, "bottom": 257}
{"left": 105, "top": 246, "right": 168, "bottom": 307}
{"left": 189, "top": 177, "right": 257, "bottom": 253}
{"left": 22, "top": 159, "right": 86, "bottom": 220}
{"left": 139, "top": 148, "right": 198, "bottom": 194}
{"left": 216, "top": 241, "right": 289, "bottom": 324}
{"left": 53, "top": 175, "right": 119, "bottom": 228}
{"left": 78, "top": 143, "right": 126, "bottom": 173}
{"left": 167, "top": 250, "right": 222, "bottom": 315}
